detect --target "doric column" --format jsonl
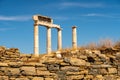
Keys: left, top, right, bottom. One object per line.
{"left": 57, "top": 28, "right": 62, "bottom": 50}
{"left": 47, "top": 27, "right": 51, "bottom": 54}
{"left": 34, "top": 24, "right": 39, "bottom": 57}
{"left": 72, "top": 26, "right": 77, "bottom": 49}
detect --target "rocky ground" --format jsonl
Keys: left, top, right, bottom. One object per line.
{"left": 0, "top": 46, "right": 120, "bottom": 80}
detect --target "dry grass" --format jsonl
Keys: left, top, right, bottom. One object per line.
{"left": 114, "top": 41, "right": 120, "bottom": 49}
{"left": 97, "top": 39, "right": 114, "bottom": 49}
{"left": 77, "top": 39, "right": 120, "bottom": 51}
{"left": 85, "top": 42, "right": 97, "bottom": 50}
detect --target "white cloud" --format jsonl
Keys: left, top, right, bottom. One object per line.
{"left": 60, "top": 2, "right": 105, "bottom": 8}
{"left": 0, "top": 15, "right": 31, "bottom": 21}
{"left": 0, "top": 28, "right": 15, "bottom": 31}
{"left": 53, "top": 16, "right": 69, "bottom": 20}
{"left": 81, "top": 13, "right": 120, "bottom": 18}
{"left": 82, "top": 13, "right": 105, "bottom": 17}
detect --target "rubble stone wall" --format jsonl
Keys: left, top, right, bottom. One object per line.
{"left": 0, "top": 46, "right": 120, "bottom": 80}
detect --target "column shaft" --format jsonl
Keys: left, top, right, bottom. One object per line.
{"left": 47, "top": 27, "right": 51, "bottom": 54}
{"left": 34, "top": 24, "right": 39, "bottom": 57}
{"left": 72, "top": 26, "right": 77, "bottom": 49}
{"left": 57, "top": 29, "right": 62, "bottom": 50}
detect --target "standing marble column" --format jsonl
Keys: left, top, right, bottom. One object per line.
{"left": 72, "top": 26, "right": 77, "bottom": 49}
{"left": 34, "top": 24, "right": 39, "bottom": 57}
{"left": 47, "top": 27, "right": 51, "bottom": 54}
{"left": 57, "top": 28, "right": 62, "bottom": 50}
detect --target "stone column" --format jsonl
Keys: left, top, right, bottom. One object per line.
{"left": 57, "top": 28, "right": 62, "bottom": 50}
{"left": 47, "top": 27, "right": 51, "bottom": 54}
{"left": 72, "top": 26, "right": 77, "bottom": 49}
{"left": 34, "top": 24, "right": 39, "bottom": 57}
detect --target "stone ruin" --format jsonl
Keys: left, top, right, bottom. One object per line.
{"left": 0, "top": 14, "right": 120, "bottom": 80}
{"left": 33, "top": 15, "right": 77, "bottom": 56}
{"left": 0, "top": 46, "right": 120, "bottom": 80}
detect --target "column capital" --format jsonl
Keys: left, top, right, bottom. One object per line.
{"left": 72, "top": 26, "right": 77, "bottom": 29}
{"left": 34, "top": 23, "right": 39, "bottom": 26}
{"left": 57, "top": 28, "right": 62, "bottom": 31}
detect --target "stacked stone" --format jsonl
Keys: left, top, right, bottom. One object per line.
{"left": 0, "top": 46, "right": 20, "bottom": 62}
{"left": 0, "top": 46, "right": 120, "bottom": 80}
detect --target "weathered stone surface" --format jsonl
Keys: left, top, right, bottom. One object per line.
{"left": 96, "top": 75, "right": 104, "bottom": 79}
{"left": 32, "top": 77, "right": 44, "bottom": 80}
{"left": 0, "top": 76, "right": 8, "bottom": 80}
{"left": 47, "top": 64, "right": 60, "bottom": 71}
{"left": 117, "top": 78, "right": 120, "bottom": 80}
{"left": 69, "top": 58, "right": 90, "bottom": 66}
{"left": 36, "top": 67, "right": 47, "bottom": 71}
{"left": 91, "top": 64, "right": 112, "bottom": 68}
{"left": 78, "top": 55, "right": 87, "bottom": 60}
{"left": 104, "top": 75, "right": 116, "bottom": 80}
{"left": 36, "top": 70, "right": 52, "bottom": 76}
{"left": 0, "top": 63, "right": 8, "bottom": 67}
{"left": 0, "top": 46, "right": 120, "bottom": 79}
{"left": 66, "top": 70, "right": 88, "bottom": 75}
{"left": 89, "top": 69, "right": 99, "bottom": 75}
{"left": 20, "top": 67, "right": 36, "bottom": 76}
{"left": 116, "top": 52, "right": 120, "bottom": 60}
{"left": 84, "top": 75, "right": 93, "bottom": 79}
{"left": 8, "top": 62, "right": 23, "bottom": 68}
{"left": 61, "top": 66, "right": 79, "bottom": 72}
{"left": 35, "top": 63, "right": 46, "bottom": 67}
{"left": 44, "top": 58, "right": 63, "bottom": 64}
{"left": 63, "top": 57, "right": 70, "bottom": 63}
{"left": 15, "top": 78, "right": 29, "bottom": 80}
{"left": 108, "top": 68, "right": 117, "bottom": 74}
{"left": 99, "top": 69, "right": 108, "bottom": 74}
{"left": 67, "top": 75, "right": 84, "bottom": 80}
{"left": 23, "top": 63, "right": 36, "bottom": 66}
{"left": 44, "top": 78, "right": 54, "bottom": 80}
{"left": 6, "top": 68, "right": 20, "bottom": 76}
{"left": 56, "top": 71, "right": 66, "bottom": 80}
{"left": 60, "top": 62, "right": 69, "bottom": 66}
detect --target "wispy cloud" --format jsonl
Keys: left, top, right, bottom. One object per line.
{"left": 60, "top": 2, "right": 105, "bottom": 8}
{"left": 0, "top": 15, "right": 31, "bottom": 21}
{"left": 53, "top": 16, "right": 69, "bottom": 21}
{"left": 0, "top": 28, "right": 15, "bottom": 31}
{"left": 81, "top": 13, "right": 120, "bottom": 18}
{"left": 82, "top": 13, "right": 106, "bottom": 17}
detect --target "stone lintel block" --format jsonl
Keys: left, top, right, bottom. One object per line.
{"left": 8, "top": 62, "right": 23, "bottom": 68}
{"left": 33, "top": 15, "right": 53, "bottom": 23}
{"left": 32, "top": 77, "right": 44, "bottom": 80}
{"left": 91, "top": 64, "right": 112, "bottom": 68}
{"left": 16, "top": 78, "right": 29, "bottom": 80}
{"left": 36, "top": 67, "right": 47, "bottom": 71}
{"left": 36, "top": 70, "right": 55, "bottom": 76}
{"left": 67, "top": 75, "right": 84, "bottom": 80}
{"left": 66, "top": 70, "right": 88, "bottom": 75}
{"left": 0, "top": 63, "right": 8, "bottom": 67}
{"left": 61, "top": 66, "right": 79, "bottom": 72}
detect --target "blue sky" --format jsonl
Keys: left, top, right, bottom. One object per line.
{"left": 0, "top": 0, "right": 120, "bottom": 54}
